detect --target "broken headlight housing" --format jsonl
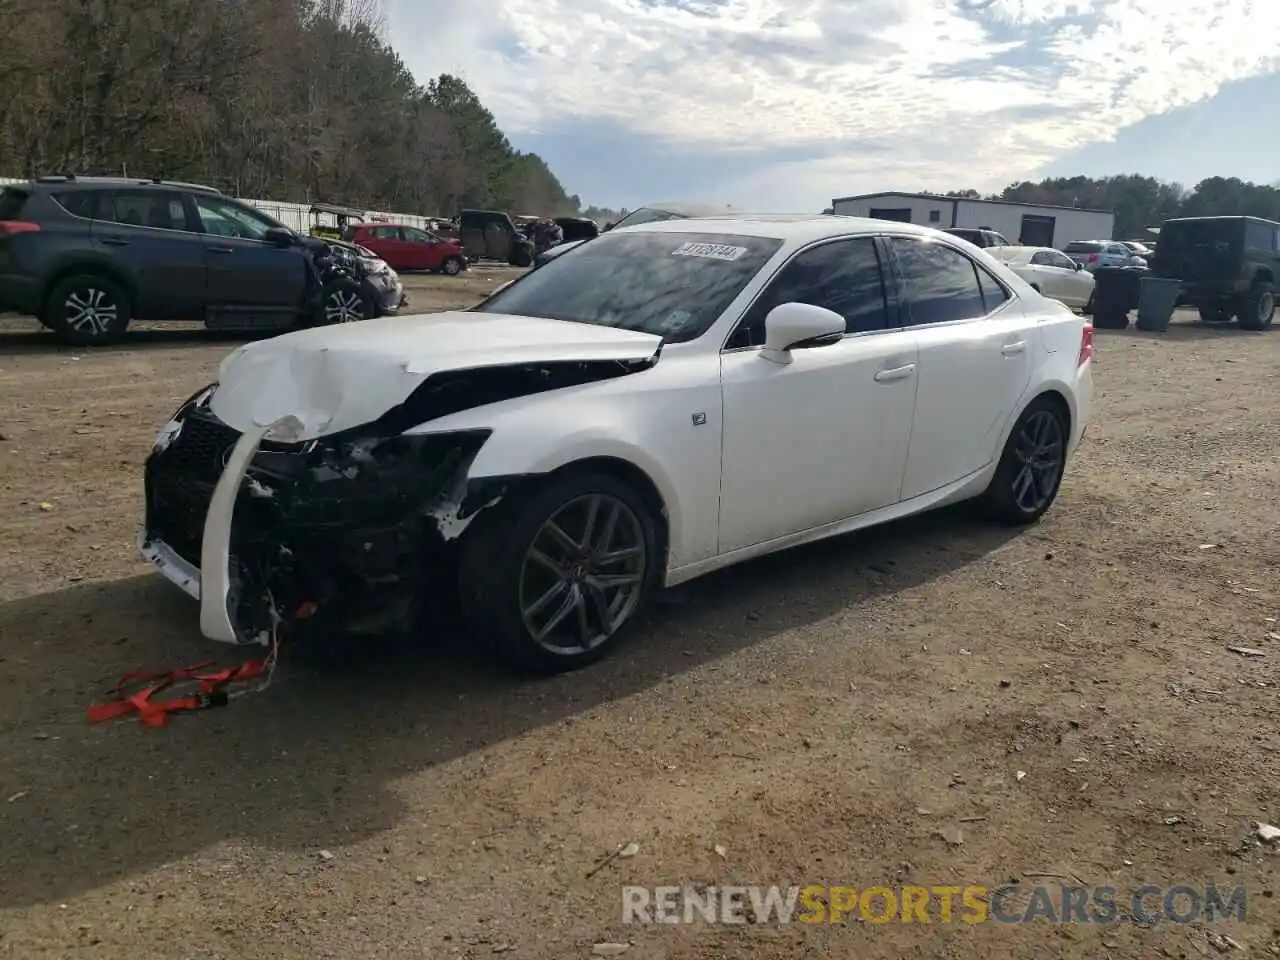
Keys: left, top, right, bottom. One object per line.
{"left": 153, "top": 382, "right": 218, "bottom": 452}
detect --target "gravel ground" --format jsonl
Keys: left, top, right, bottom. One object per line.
{"left": 1, "top": 289, "right": 1278, "bottom": 960}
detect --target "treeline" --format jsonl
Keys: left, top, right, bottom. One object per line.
{"left": 0, "top": 0, "right": 609, "bottom": 219}
{"left": 937, "top": 175, "right": 1280, "bottom": 239}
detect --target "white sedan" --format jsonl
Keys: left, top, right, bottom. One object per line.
{"left": 988, "top": 245, "right": 1096, "bottom": 310}
{"left": 140, "top": 218, "right": 1094, "bottom": 673}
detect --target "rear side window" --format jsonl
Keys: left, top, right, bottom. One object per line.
{"left": 98, "top": 190, "right": 188, "bottom": 230}
{"left": 976, "top": 265, "right": 1010, "bottom": 312}
{"left": 889, "top": 237, "right": 988, "bottom": 326}
{"left": 0, "top": 187, "right": 29, "bottom": 220}
{"left": 1065, "top": 241, "right": 1102, "bottom": 253}
{"left": 51, "top": 190, "right": 100, "bottom": 219}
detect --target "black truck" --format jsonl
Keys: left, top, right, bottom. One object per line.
{"left": 1150, "top": 216, "right": 1278, "bottom": 330}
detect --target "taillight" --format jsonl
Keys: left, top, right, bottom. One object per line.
{"left": 0, "top": 221, "right": 40, "bottom": 237}
{"left": 1086, "top": 253, "right": 1098, "bottom": 263}
{"left": 1078, "top": 322, "right": 1093, "bottom": 366}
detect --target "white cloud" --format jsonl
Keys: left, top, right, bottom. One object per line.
{"left": 383, "top": 0, "right": 1280, "bottom": 207}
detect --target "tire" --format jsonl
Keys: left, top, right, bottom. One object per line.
{"left": 1092, "top": 308, "right": 1129, "bottom": 329}
{"left": 458, "top": 470, "right": 661, "bottom": 674}
{"left": 976, "top": 396, "right": 1070, "bottom": 525}
{"left": 1197, "top": 302, "right": 1234, "bottom": 323}
{"left": 44, "top": 274, "right": 132, "bottom": 346}
{"left": 1082, "top": 292, "right": 1094, "bottom": 316}
{"left": 509, "top": 245, "right": 534, "bottom": 268}
{"left": 441, "top": 256, "right": 463, "bottom": 276}
{"left": 1237, "top": 281, "right": 1275, "bottom": 331}
{"left": 317, "top": 281, "right": 368, "bottom": 325}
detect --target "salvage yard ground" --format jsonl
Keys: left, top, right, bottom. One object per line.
{"left": 1, "top": 276, "right": 1278, "bottom": 959}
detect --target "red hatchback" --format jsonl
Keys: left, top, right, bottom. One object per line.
{"left": 344, "top": 222, "right": 467, "bottom": 275}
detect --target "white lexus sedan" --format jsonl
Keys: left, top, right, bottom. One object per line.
{"left": 987, "top": 245, "right": 1096, "bottom": 311}
{"left": 140, "top": 217, "right": 1094, "bottom": 673}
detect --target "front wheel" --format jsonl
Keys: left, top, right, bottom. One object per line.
{"left": 44, "top": 274, "right": 132, "bottom": 346}
{"left": 441, "top": 256, "right": 463, "bottom": 276}
{"left": 459, "top": 471, "right": 660, "bottom": 674}
{"left": 976, "top": 397, "right": 1069, "bottom": 525}
{"left": 1237, "top": 281, "right": 1275, "bottom": 331}
{"left": 317, "top": 282, "right": 368, "bottom": 325}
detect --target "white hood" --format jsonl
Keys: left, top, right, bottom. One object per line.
{"left": 208, "top": 311, "right": 661, "bottom": 442}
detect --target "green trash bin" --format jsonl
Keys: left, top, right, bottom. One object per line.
{"left": 1091, "top": 266, "right": 1142, "bottom": 329}
{"left": 1137, "top": 276, "right": 1182, "bottom": 332}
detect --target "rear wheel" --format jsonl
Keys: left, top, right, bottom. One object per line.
{"left": 459, "top": 471, "right": 660, "bottom": 674}
{"left": 1237, "top": 281, "right": 1275, "bottom": 331}
{"left": 976, "top": 397, "right": 1069, "bottom": 525}
{"left": 1197, "top": 302, "right": 1234, "bottom": 323}
{"left": 44, "top": 274, "right": 132, "bottom": 346}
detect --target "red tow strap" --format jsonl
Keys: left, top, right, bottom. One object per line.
{"left": 86, "top": 654, "right": 274, "bottom": 728}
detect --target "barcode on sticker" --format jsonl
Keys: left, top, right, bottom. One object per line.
{"left": 671, "top": 242, "right": 747, "bottom": 261}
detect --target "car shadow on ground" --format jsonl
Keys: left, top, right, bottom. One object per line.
{"left": 1095, "top": 319, "right": 1268, "bottom": 343}
{"left": 0, "top": 327, "right": 252, "bottom": 353}
{"left": 0, "top": 504, "right": 1023, "bottom": 908}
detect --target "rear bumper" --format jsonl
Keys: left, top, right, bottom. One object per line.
{"left": 0, "top": 274, "right": 41, "bottom": 315}
{"left": 1071, "top": 362, "right": 1094, "bottom": 455}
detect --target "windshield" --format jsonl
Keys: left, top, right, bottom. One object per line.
{"left": 612, "top": 207, "right": 690, "bottom": 229}
{"left": 473, "top": 230, "right": 782, "bottom": 342}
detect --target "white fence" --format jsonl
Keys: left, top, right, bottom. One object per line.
{"left": 0, "top": 177, "right": 436, "bottom": 230}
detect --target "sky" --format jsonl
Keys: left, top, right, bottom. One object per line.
{"left": 382, "top": 0, "right": 1280, "bottom": 212}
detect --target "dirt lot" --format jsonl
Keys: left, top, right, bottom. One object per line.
{"left": 1, "top": 285, "right": 1278, "bottom": 960}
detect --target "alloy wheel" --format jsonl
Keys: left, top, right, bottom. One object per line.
{"left": 1010, "top": 410, "right": 1065, "bottom": 514}
{"left": 324, "top": 289, "right": 364, "bottom": 323}
{"left": 518, "top": 494, "right": 647, "bottom": 656}
{"left": 1258, "top": 291, "right": 1275, "bottom": 325}
{"left": 65, "top": 287, "right": 118, "bottom": 337}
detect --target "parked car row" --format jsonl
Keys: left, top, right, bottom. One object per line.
{"left": 0, "top": 175, "right": 407, "bottom": 346}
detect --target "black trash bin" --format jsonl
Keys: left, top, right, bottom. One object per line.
{"left": 1090, "top": 266, "right": 1144, "bottom": 329}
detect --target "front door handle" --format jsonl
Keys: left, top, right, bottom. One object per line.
{"left": 1001, "top": 341, "right": 1027, "bottom": 356}
{"left": 207, "top": 246, "right": 234, "bottom": 254}
{"left": 874, "top": 363, "right": 916, "bottom": 383}
{"left": 100, "top": 237, "right": 130, "bottom": 246}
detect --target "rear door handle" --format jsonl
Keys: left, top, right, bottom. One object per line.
{"left": 207, "top": 246, "right": 234, "bottom": 254}
{"left": 100, "top": 237, "right": 130, "bottom": 246}
{"left": 873, "top": 363, "right": 916, "bottom": 383}
{"left": 1001, "top": 341, "right": 1026, "bottom": 356}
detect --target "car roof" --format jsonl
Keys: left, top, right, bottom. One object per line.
{"left": 616, "top": 214, "right": 951, "bottom": 244}
{"left": 24, "top": 175, "right": 221, "bottom": 194}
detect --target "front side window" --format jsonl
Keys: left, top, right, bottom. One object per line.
{"left": 731, "top": 237, "right": 890, "bottom": 347}
{"left": 889, "top": 237, "right": 988, "bottom": 326}
{"left": 191, "top": 195, "right": 281, "bottom": 240}
{"left": 473, "top": 230, "right": 782, "bottom": 343}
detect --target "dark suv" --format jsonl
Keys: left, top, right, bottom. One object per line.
{"left": 943, "top": 227, "right": 1011, "bottom": 248}
{"left": 1151, "top": 216, "right": 1278, "bottom": 330}
{"left": 0, "top": 175, "right": 378, "bottom": 346}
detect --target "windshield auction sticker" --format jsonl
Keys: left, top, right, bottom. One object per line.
{"left": 671, "top": 241, "right": 748, "bottom": 261}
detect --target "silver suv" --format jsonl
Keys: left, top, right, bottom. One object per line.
{"left": 1064, "top": 240, "right": 1146, "bottom": 271}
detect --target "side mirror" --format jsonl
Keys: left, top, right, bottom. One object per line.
{"left": 760, "top": 302, "right": 845, "bottom": 364}
{"left": 263, "top": 226, "right": 294, "bottom": 247}
{"left": 1074, "top": 262, "right": 1082, "bottom": 271}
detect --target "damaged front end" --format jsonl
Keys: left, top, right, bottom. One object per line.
{"left": 142, "top": 390, "right": 501, "bottom": 645}
{"left": 141, "top": 354, "right": 659, "bottom": 647}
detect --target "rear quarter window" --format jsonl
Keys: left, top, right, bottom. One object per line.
{"left": 0, "top": 187, "right": 30, "bottom": 220}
